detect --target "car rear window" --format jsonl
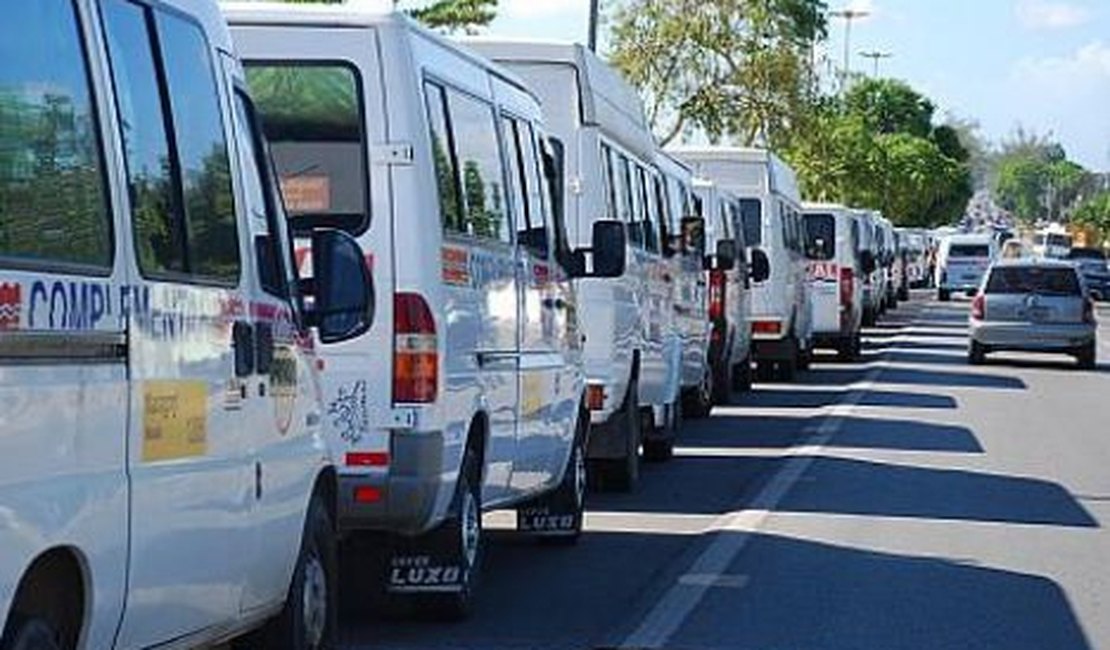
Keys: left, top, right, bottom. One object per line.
{"left": 245, "top": 62, "right": 369, "bottom": 236}
{"left": 1068, "top": 248, "right": 1106, "bottom": 261}
{"left": 986, "top": 266, "right": 1081, "bottom": 296}
{"left": 949, "top": 244, "right": 989, "bottom": 258}
{"left": 739, "top": 198, "right": 761, "bottom": 247}
{"left": 804, "top": 213, "right": 835, "bottom": 260}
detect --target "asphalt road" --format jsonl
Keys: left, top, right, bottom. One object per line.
{"left": 342, "top": 293, "right": 1110, "bottom": 650}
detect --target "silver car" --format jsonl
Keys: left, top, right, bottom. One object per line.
{"left": 969, "top": 260, "right": 1098, "bottom": 369}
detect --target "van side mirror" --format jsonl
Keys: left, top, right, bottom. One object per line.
{"left": 705, "top": 239, "right": 737, "bottom": 272}
{"left": 680, "top": 216, "right": 706, "bottom": 255}
{"left": 749, "top": 247, "right": 770, "bottom": 283}
{"left": 860, "top": 250, "right": 877, "bottom": 275}
{"left": 566, "top": 219, "right": 627, "bottom": 279}
{"left": 307, "top": 229, "right": 375, "bottom": 344}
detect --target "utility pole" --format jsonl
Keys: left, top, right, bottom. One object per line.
{"left": 830, "top": 8, "right": 870, "bottom": 92}
{"left": 588, "top": 0, "right": 600, "bottom": 52}
{"left": 859, "top": 50, "right": 892, "bottom": 77}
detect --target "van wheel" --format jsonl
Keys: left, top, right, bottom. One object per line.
{"left": 968, "top": 341, "right": 987, "bottom": 365}
{"left": 528, "top": 417, "right": 588, "bottom": 546}
{"left": 838, "top": 336, "right": 859, "bottom": 362}
{"left": 938, "top": 289, "right": 951, "bottom": 302}
{"left": 1, "top": 616, "right": 62, "bottom": 650}
{"left": 260, "top": 494, "right": 337, "bottom": 650}
{"left": 643, "top": 401, "right": 678, "bottom": 463}
{"left": 711, "top": 360, "right": 731, "bottom": 405}
{"left": 1075, "top": 342, "right": 1097, "bottom": 370}
{"left": 731, "top": 356, "right": 753, "bottom": 393}
{"left": 775, "top": 339, "right": 799, "bottom": 382}
{"left": 427, "top": 452, "right": 483, "bottom": 619}
{"left": 755, "top": 360, "right": 776, "bottom": 382}
{"left": 599, "top": 377, "right": 641, "bottom": 492}
{"left": 862, "top": 308, "right": 876, "bottom": 327}
{"left": 683, "top": 367, "right": 715, "bottom": 419}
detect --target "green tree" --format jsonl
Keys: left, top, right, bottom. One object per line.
{"left": 843, "top": 78, "right": 934, "bottom": 138}
{"left": 992, "top": 131, "right": 1091, "bottom": 224}
{"left": 1072, "top": 192, "right": 1110, "bottom": 241}
{"left": 608, "top": 0, "right": 827, "bottom": 146}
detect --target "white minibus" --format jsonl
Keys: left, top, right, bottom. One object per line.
{"left": 466, "top": 40, "right": 685, "bottom": 486}
{"left": 672, "top": 147, "right": 812, "bottom": 381}
{"left": 803, "top": 204, "right": 870, "bottom": 360}
{"left": 229, "top": 7, "right": 623, "bottom": 614}
{"left": 1, "top": 1, "right": 373, "bottom": 648}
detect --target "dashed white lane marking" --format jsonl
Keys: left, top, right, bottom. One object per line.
{"left": 619, "top": 363, "right": 886, "bottom": 649}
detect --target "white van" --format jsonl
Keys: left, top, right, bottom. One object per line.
{"left": 655, "top": 155, "right": 715, "bottom": 418}
{"left": 0, "top": 1, "right": 374, "bottom": 648}
{"left": 673, "top": 147, "right": 812, "bottom": 382}
{"left": 229, "top": 7, "right": 624, "bottom": 613}
{"left": 938, "top": 233, "right": 997, "bottom": 300}
{"left": 803, "top": 204, "right": 869, "bottom": 360}
{"left": 876, "top": 216, "right": 899, "bottom": 310}
{"left": 465, "top": 40, "right": 685, "bottom": 486}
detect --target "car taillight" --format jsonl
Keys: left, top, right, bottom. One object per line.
{"left": 752, "top": 320, "right": 783, "bottom": 336}
{"left": 840, "top": 267, "right": 854, "bottom": 309}
{"left": 394, "top": 292, "right": 438, "bottom": 403}
{"left": 971, "top": 294, "right": 985, "bottom": 320}
{"left": 708, "top": 270, "right": 726, "bottom": 322}
{"left": 1083, "top": 298, "right": 1096, "bottom": 325}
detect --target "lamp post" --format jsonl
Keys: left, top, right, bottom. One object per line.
{"left": 859, "top": 50, "right": 892, "bottom": 77}
{"left": 830, "top": 8, "right": 870, "bottom": 91}
{"left": 588, "top": 0, "right": 601, "bottom": 52}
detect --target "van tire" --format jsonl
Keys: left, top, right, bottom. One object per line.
{"left": 755, "top": 360, "right": 776, "bottom": 382}
{"left": 1, "top": 616, "right": 62, "bottom": 650}
{"left": 711, "top": 360, "right": 731, "bottom": 405}
{"left": 643, "top": 401, "right": 678, "bottom": 463}
{"left": 968, "top": 341, "right": 987, "bottom": 365}
{"left": 838, "top": 335, "right": 860, "bottom": 362}
{"left": 862, "top": 308, "right": 876, "bottom": 327}
{"left": 683, "top": 366, "right": 715, "bottom": 419}
{"left": 775, "top": 339, "right": 799, "bottom": 382}
{"left": 532, "top": 416, "right": 588, "bottom": 546}
{"left": 731, "top": 356, "right": 753, "bottom": 393}
{"left": 259, "top": 494, "right": 337, "bottom": 650}
{"left": 599, "top": 377, "right": 641, "bottom": 492}
{"left": 938, "top": 289, "right": 951, "bottom": 302}
{"left": 1075, "top": 342, "right": 1097, "bottom": 370}
{"left": 427, "top": 451, "right": 483, "bottom": 619}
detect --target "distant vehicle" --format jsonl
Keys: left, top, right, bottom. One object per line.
{"left": 1032, "top": 225, "right": 1072, "bottom": 259}
{"left": 1067, "top": 248, "right": 1110, "bottom": 301}
{"left": 1, "top": 1, "right": 375, "bottom": 648}
{"left": 803, "top": 204, "right": 871, "bottom": 360}
{"left": 672, "top": 147, "right": 813, "bottom": 382}
{"left": 876, "top": 216, "right": 898, "bottom": 310}
{"left": 901, "top": 229, "right": 929, "bottom": 289}
{"left": 969, "top": 260, "right": 1097, "bottom": 369}
{"left": 467, "top": 39, "right": 685, "bottom": 486}
{"left": 937, "top": 233, "right": 997, "bottom": 301}
{"left": 231, "top": 9, "right": 615, "bottom": 613}
{"left": 854, "top": 210, "right": 882, "bottom": 325}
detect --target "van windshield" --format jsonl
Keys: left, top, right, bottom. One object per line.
{"left": 986, "top": 266, "right": 1081, "bottom": 296}
{"left": 739, "top": 198, "right": 762, "bottom": 246}
{"left": 949, "top": 244, "right": 989, "bottom": 258}
{"left": 804, "top": 213, "right": 835, "bottom": 260}
{"left": 245, "top": 62, "right": 369, "bottom": 235}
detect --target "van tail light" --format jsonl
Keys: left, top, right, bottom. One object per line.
{"left": 971, "top": 294, "right": 985, "bottom": 321}
{"left": 1083, "top": 298, "right": 1096, "bottom": 325}
{"left": 840, "top": 267, "right": 854, "bottom": 309}
{"left": 393, "top": 292, "right": 438, "bottom": 403}
{"left": 752, "top": 320, "right": 783, "bottom": 336}
{"left": 708, "top": 270, "right": 726, "bottom": 322}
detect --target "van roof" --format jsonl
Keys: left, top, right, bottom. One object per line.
{"left": 221, "top": 2, "right": 536, "bottom": 99}
{"left": 667, "top": 146, "right": 799, "bottom": 200}
{"left": 802, "top": 202, "right": 849, "bottom": 212}
{"left": 946, "top": 233, "right": 994, "bottom": 245}
{"left": 171, "top": 0, "right": 235, "bottom": 51}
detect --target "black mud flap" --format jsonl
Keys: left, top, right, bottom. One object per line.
{"left": 516, "top": 502, "right": 581, "bottom": 537}
{"left": 384, "top": 527, "right": 466, "bottom": 594}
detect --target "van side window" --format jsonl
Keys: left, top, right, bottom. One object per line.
{"left": 618, "top": 155, "right": 640, "bottom": 247}
{"left": 103, "top": 0, "right": 241, "bottom": 284}
{"left": 246, "top": 63, "right": 369, "bottom": 236}
{"left": 446, "top": 90, "right": 510, "bottom": 244}
{"left": 640, "top": 168, "right": 660, "bottom": 254}
{"left": 738, "top": 198, "right": 761, "bottom": 247}
{"left": 601, "top": 143, "right": 617, "bottom": 221}
{"left": 519, "top": 123, "right": 549, "bottom": 254}
{"left": 424, "top": 82, "right": 463, "bottom": 233}
{"left": 656, "top": 176, "right": 675, "bottom": 257}
{"left": 0, "top": 0, "right": 113, "bottom": 272}
{"left": 501, "top": 116, "right": 548, "bottom": 256}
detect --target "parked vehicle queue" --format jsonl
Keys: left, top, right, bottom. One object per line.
{"left": 0, "top": 3, "right": 920, "bottom": 647}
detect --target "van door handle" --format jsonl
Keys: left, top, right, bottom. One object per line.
{"left": 255, "top": 321, "right": 275, "bottom": 375}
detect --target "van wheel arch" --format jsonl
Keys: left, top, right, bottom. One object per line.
{"left": 3, "top": 548, "right": 87, "bottom": 650}
{"left": 465, "top": 413, "right": 489, "bottom": 486}
{"left": 311, "top": 467, "right": 338, "bottom": 531}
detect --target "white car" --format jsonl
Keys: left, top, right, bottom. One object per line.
{"left": 673, "top": 147, "right": 813, "bottom": 382}
{"left": 467, "top": 40, "right": 685, "bottom": 486}
{"left": 230, "top": 7, "right": 618, "bottom": 613}
{"left": 1, "top": 1, "right": 373, "bottom": 648}
{"left": 803, "top": 204, "right": 869, "bottom": 360}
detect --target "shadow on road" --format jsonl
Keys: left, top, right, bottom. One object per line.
{"left": 805, "top": 365, "right": 1027, "bottom": 390}
{"left": 736, "top": 387, "right": 958, "bottom": 410}
{"left": 779, "top": 456, "right": 1098, "bottom": 528}
{"left": 672, "top": 532, "right": 1093, "bottom": 650}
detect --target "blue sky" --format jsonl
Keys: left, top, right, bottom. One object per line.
{"left": 453, "top": 0, "right": 1110, "bottom": 171}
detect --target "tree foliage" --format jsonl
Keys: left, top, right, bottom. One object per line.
{"left": 278, "top": 0, "right": 497, "bottom": 33}
{"left": 992, "top": 130, "right": 1092, "bottom": 224}
{"left": 608, "top": 0, "right": 827, "bottom": 147}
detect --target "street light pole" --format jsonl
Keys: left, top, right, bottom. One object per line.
{"left": 830, "top": 8, "right": 870, "bottom": 91}
{"left": 588, "top": 0, "right": 601, "bottom": 52}
{"left": 859, "top": 50, "right": 893, "bottom": 77}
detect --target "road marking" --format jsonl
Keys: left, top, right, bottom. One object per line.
{"left": 619, "top": 363, "right": 885, "bottom": 649}
{"left": 677, "top": 574, "right": 750, "bottom": 589}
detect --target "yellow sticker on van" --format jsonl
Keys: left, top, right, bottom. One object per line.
{"left": 142, "top": 380, "right": 208, "bottom": 462}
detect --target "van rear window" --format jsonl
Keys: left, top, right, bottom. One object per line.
{"left": 949, "top": 244, "right": 989, "bottom": 258}
{"left": 804, "top": 213, "right": 835, "bottom": 261}
{"left": 245, "top": 63, "right": 369, "bottom": 235}
{"left": 739, "top": 198, "right": 761, "bottom": 247}
{"left": 986, "top": 266, "right": 1080, "bottom": 296}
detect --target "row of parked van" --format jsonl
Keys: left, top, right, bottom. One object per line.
{"left": 0, "top": 3, "right": 919, "bottom": 648}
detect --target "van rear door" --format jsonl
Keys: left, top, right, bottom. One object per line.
{"left": 805, "top": 212, "right": 840, "bottom": 333}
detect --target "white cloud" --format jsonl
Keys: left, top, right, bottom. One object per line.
{"left": 1013, "top": 41, "right": 1110, "bottom": 85}
{"left": 499, "top": 0, "right": 585, "bottom": 21}
{"left": 1015, "top": 0, "right": 1091, "bottom": 30}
